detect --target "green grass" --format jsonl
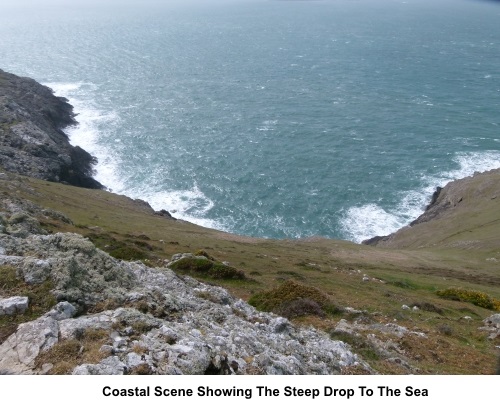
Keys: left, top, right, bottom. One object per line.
{"left": 1, "top": 171, "right": 499, "bottom": 374}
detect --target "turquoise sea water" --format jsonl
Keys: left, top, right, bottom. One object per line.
{"left": 1, "top": 0, "right": 499, "bottom": 242}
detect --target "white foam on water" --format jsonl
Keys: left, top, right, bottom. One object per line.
{"left": 45, "top": 82, "right": 124, "bottom": 192}
{"left": 130, "top": 184, "right": 227, "bottom": 231}
{"left": 341, "top": 150, "right": 500, "bottom": 243}
{"left": 46, "top": 82, "right": 229, "bottom": 231}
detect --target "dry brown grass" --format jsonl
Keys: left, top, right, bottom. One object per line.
{"left": 0, "top": 265, "right": 57, "bottom": 344}
{"left": 35, "top": 328, "right": 110, "bottom": 374}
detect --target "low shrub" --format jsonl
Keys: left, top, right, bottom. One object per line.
{"left": 436, "top": 324, "right": 453, "bottom": 336}
{"left": 387, "top": 280, "right": 417, "bottom": 290}
{"left": 169, "top": 257, "right": 245, "bottom": 280}
{"left": 109, "top": 246, "right": 148, "bottom": 261}
{"left": 129, "top": 363, "right": 153, "bottom": 375}
{"left": 86, "top": 233, "right": 149, "bottom": 261}
{"left": 248, "top": 280, "right": 341, "bottom": 319}
{"left": 436, "top": 288, "right": 500, "bottom": 310}
{"left": 278, "top": 298, "right": 325, "bottom": 319}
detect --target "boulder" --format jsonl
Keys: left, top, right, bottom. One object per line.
{"left": 0, "top": 296, "right": 29, "bottom": 316}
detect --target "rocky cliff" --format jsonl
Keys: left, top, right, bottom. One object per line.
{"left": 0, "top": 69, "right": 102, "bottom": 189}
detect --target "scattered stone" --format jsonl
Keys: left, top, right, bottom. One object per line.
{"left": 99, "top": 345, "right": 114, "bottom": 356}
{"left": 40, "top": 363, "right": 53, "bottom": 374}
{"left": 46, "top": 302, "right": 77, "bottom": 321}
{"left": 479, "top": 314, "right": 500, "bottom": 340}
{"left": 72, "top": 356, "right": 126, "bottom": 375}
{"left": 401, "top": 305, "right": 410, "bottom": 310}
{"left": 0, "top": 296, "right": 29, "bottom": 316}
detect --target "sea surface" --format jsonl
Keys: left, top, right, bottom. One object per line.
{"left": 1, "top": 0, "right": 500, "bottom": 242}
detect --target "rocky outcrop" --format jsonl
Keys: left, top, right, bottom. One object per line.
{"left": 0, "top": 204, "right": 368, "bottom": 375}
{"left": 480, "top": 313, "right": 500, "bottom": 341}
{"left": 0, "top": 69, "right": 102, "bottom": 189}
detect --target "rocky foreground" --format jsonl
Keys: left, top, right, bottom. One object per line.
{"left": 0, "top": 198, "right": 368, "bottom": 375}
{"left": 0, "top": 69, "right": 102, "bottom": 189}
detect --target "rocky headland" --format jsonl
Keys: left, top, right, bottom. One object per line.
{"left": 1, "top": 69, "right": 499, "bottom": 375}
{"left": 0, "top": 68, "right": 102, "bottom": 189}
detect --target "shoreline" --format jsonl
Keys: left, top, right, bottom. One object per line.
{"left": 3, "top": 67, "right": 500, "bottom": 244}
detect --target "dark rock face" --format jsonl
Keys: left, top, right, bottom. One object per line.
{"left": 362, "top": 187, "right": 446, "bottom": 246}
{"left": 361, "top": 234, "right": 391, "bottom": 246}
{"left": 0, "top": 68, "right": 103, "bottom": 189}
{"left": 409, "top": 186, "right": 444, "bottom": 226}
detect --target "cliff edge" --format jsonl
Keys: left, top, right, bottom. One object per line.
{"left": 363, "top": 168, "right": 500, "bottom": 249}
{"left": 0, "top": 69, "right": 102, "bottom": 189}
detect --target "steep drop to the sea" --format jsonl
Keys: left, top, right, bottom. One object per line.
{"left": 363, "top": 168, "right": 500, "bottom": 250}
{"left": 0, "top": 69, "right": 102, "bottom": 189}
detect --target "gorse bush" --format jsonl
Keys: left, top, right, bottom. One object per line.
{"left": 436, "top": 288, "right": 500, "bottom": 311}
{"left": 248, "top": 280, "right": 342, "bottom": 319}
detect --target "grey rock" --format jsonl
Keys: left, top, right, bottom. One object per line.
{"left": 99, "top": 345, "right": 114, "bottom": 356}
{"left": 46, "top": 301, "right": 77, "bottom": 321}
{"left": 480, "top": 313, "right": 500, "bottom": 340}
{"left": 0, "top": 316, "right": 59, "bottom": 374}
{"left": 0, "top": 296, "right": 29, "bottom": 315}
{"left": 0, "top": 227, "right": 371, "bottom": 375}
{"left": 72, "top": 356, "right": 126, "bottom": 375}
{"left": 0, "top": 69, "right": 103, "bottom": 189}
{"left": 21, "top": 258, "right": 51, "bottom": 284}
{"left": 484, "top": 314, "right": 500, "bottom": 327}
{"left": 59, "top": 313, "right": 113, "bottom": 340}
{"left": 125, "top": 352, "right": 146, "bottom": 369}
{"left": 40, "top": 363, "right": 53, "bottom": 374}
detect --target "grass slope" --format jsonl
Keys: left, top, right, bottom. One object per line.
{"left": 1, "top": 169, "right": 499, "bottom": 374}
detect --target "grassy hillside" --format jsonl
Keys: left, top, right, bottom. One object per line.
{"left": 1, "top": 169, "right": 499, "bottom": 374}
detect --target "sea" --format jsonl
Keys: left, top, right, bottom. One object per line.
{"left": 1, "top": 0, "right": 499, "bottom": 243}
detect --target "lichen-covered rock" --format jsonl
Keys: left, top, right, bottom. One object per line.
{"left": 0, "top": 229, "right": 370, "bottom": 375}
{"left": 45, "top": 301, "right": 77, "bottom": 321}
{"left": 0, "top": 296, "right": 29, "bottom": 315}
